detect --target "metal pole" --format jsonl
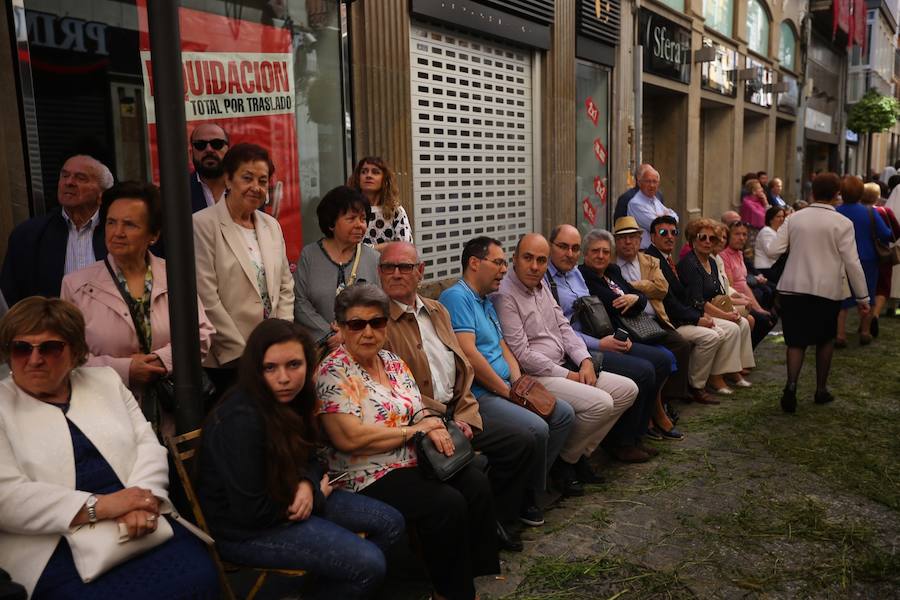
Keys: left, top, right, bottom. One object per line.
{"left": 633, "top": 0, "right": 643, "bottom": 172}
{"left": 146, "top": 2, "right": 204, "bottom": 434}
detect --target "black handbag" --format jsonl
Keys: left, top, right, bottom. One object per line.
{"left": 410, "top": 408, "right": 474, "bottom": 481}
{"left": 571, "top": 295, "right": 615, "bottom": 338}
{"left": 618, "top": 312, "right": 667, "bottom": 343}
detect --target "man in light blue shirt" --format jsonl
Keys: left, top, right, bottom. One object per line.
{"left": 626, "top": 164, "right": 678, "bottom": 248}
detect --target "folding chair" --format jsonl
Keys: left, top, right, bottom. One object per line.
{"left": 166, "top": 429, "right": 307, "bottom": 600}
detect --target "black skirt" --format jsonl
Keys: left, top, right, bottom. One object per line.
{"left": 779, "top": 293, "right": 840, "bottom": 347}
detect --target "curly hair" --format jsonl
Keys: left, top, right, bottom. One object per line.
{"left": 348, "top": 156, "right": 401, "bottom": 221}
{"left": 684, "top": 217, "right": 720, "bottom": 241}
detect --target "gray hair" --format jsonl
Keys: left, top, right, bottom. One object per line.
{"left": 70, "top": 154, "right": 114, "bottom": 191}
{"left": 583, "top": 228, "right": 615, "bottom": 253}
{"left": 636, "top": 163, "right": 658, "bottom": 181}
{"left": 333, "top": 283, "right": 390, "bottom": 323}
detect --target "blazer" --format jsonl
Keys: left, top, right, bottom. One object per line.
{"left": 769, "top": 202, "right": 869, "bottom": 301}
{"left": 190, "top": 173, "right": 212, "bottom": 214}
{"left": 0, "top": 367, "right": 170, "bottom": 595}
{"left": 645, "top": 244, "right": 703, "bottom": 326}
{"left": 0, "top": 209, "right": 106, "bottom": 306}
{"left": 193, "top": 200, "right": 294, "bottom": 367}
{"left": 60, "top": 254, "right": 215, "bottom": 388}
{"left": 676, "top": 251, "right": 726, "bottom": 310}
{"left": 623, "top": 252, "right": 674, "bottom": 329}
{"left": 385, "top": 296, "right": 483, "bottom": 431}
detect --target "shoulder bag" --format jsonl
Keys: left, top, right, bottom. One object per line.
{"left": 869, "top": 208, "right": 900, "bottom": 265}
{"left": 618, "top": 312, "right": 667, "bottom": 343}
{"left": 571, "top": 295, "right": 615, "bottom": 338}
{"left": 410, "top": 407, "right": 474, "bottom": 481}
{"left": 508, "top": 375, "right": 556, "bottom": 420}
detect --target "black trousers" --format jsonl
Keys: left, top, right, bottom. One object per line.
{"left": 657, "top": 329, "right": 692, "bottom": 400}
{"left": 750, "top": 309, "right": 777, "bottom": 348}
{"left": 361, "top": 465, "right": 499, "bottom": 600}
{"left": 471, "top": 413, "right": 535, "bottom": 524}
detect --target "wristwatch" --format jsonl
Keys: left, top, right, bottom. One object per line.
{"left": 85, "top": 495, "right": 99, "bottom": 524}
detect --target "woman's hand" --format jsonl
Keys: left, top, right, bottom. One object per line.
{"left": 319, "top": 474, "right": 334, "bottom": 499}
{"left": 426, "top": 426, "right": 455, "bottom": 457}
{"left": 129, "top": 354, "right": 167, "bottom": 385}
{"left": 117, "top": 509, "right": 159, "bottom": 540}
{"left": 612, "top": 294, "right": 639, "bottom": 312}
{"left": 286, "top": 480, "right": 315, "bottom": 521}
{"left": 598, "top": 335, "right": 630, "bottom": 353}
{"left": 97, "top": 487, "right": 160, "bottom": 521}
{"left": 454, "top": 420, "right": 474, "bottom": 440}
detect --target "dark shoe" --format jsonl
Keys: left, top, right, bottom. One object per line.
{"left": 644, "top": 427, "right": 664, "bottom": 441}
{"left": 496, "top": 521, "right": 523, "bottom": 552}
{"left": 519, "top": 504, "right": 545, "bottom": 527}
{"left": 664, "top": 402, "right": 680, "bottom": 424}
{"left": 860, "top": 333, "right": 873, "bottom": 346}
{"left": 652, "top": 426, "right": 685, "bottom": 441}
{"left": 834, "top": 338, "right": 847, "bottom": 349}
{"left": 814, "top": 389, "right": 835, "bottom": 405}
{"left": 780, "top": 386, "right": 797, "bottom": 413}
{"left": 637, "top": 441, "right": 660, "bottom": 457}
{"left": 575, "top": 456, "right": 605, "bottom": 484}
{"left": 550, "top": 460, "right": 584, "bottom": 497}
{"left": 871, "top": 317, "right": 879, "bottom": 338}
{"left": 610, "top": 445, "right": 652, "bottom": 463}
{"left": 690, "top": 387, "right": 721, "bottom": 405}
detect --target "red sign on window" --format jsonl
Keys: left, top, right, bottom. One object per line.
{"left": 593, "top": 138, "right": 607, "bottom": 165}
{"left": 593, "top": 176, "right": 607, "bottom": 204}
{"left": 582, "top": 196, "right": 597, "bottom": 225}
{"left": 585, "top": 97, "right": 599, "bottom": 126}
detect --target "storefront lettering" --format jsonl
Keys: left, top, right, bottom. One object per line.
{"left": 26, "top": 12, "right": 108, "bottom": 56}
{"left": 639, "top": 10, "right": 691, "bottom": 84}
{"left": 144, "top": 54, "right": 292, "bottom": 99}
{"left": 652, "top": 26, "right": 687, "bottom": 65}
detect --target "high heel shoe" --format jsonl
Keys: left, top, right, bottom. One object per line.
{"left": 780, "top": 386, "right": 797, "bottom": 413}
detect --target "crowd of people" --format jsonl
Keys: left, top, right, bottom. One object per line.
{"left": 0, "top": 128, "right": 896, "bottom": 600}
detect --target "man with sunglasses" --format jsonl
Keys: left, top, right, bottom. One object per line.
{"left": 188, "top": 123, "right": 230, "bottom": 212}
{"left": 379, "top": 242, "right": 534, "bottom": 552}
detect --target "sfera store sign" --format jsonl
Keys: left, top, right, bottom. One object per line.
{"left": 639, "top": 9, "right": 691, "bottom": 84}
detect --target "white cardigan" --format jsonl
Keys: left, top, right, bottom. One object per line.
{"left": 768, "top": 203, "right": 869, "bottom": 301}
{"left": 0, "top": 367, "right": 170, "bottom": 595}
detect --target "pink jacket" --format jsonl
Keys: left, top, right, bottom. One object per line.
{"left": 60, "top": 254, "right": 215, "bottom": 389}
{"left": 740, "top": 194, "right": 767, "bottom": 229}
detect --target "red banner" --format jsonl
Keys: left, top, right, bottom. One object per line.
{"left": 137, "top": 1, "right": 302, "bottom": 264}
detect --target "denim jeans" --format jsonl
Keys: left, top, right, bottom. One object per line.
{"left": 216, "top": 490, "right": 404, "bottom": 600}
{"left": 476, "top": 392, "right": 575, "bottom": 491}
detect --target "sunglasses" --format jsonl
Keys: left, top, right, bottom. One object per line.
{"left": 192, "top": 138, "right": 228, "bottom": 151}
{"left": 342, "top": 317, "right": 389, "bottom": 331}
{"left": 9, "top": 340, "right": 67, "bottom": 360}
{"left": 379, "top": 263, "right": 417, "bottom": 274}
{"left": 656, "top": 228, "right": 680, "bottom": 237}
{"left": 695, "top": 234, "right": 720, "bottom": 243}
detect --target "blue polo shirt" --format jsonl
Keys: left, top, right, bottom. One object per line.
{"left": 439, "top": 280, "right": 511, "bottom": 398}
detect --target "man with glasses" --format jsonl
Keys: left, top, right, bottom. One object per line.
{"left": 379, "top": 242, "right": 533, "bottom": 552}
{"left": 645, "top": 216, "right": 735, "bottom": 403}
{"left": 492, "top": 233, "right": 638, "bottom": 493}
{"left": 189, "top": 123, "right": 230, "bottom": 212}
{"left": 613, "top": 163, "right": 667, "bottom": 221}
{"left": 440, "top": 236, "right": 575, "bottom": 521}
{"left": 626, "top": 164, "right": 678, "bottom": 249}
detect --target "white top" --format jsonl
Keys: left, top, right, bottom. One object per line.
{"left": 364, "top": 205, "right": 413, "bottom": 246}
{"left": 754, "top": 226, "right": 779, "bottom": 268}
{"left": 393, "top": 297, "right": 457, "bottom": 404}
{"left": 239, "top": 226, "right": 271, "bottom": 318}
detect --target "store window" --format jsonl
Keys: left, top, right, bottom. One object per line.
{"left": 704, "top": 0, "right": 733, "bottom": 37}
{"left": 17, "top": 0, "right": 348, "bottom": 264}
{"left": 575, "top": 60, "right": 610, "bottom": 236}
{"left": 746, "top": 0, "right": 769, "bottom": 56}
{"left": 657, "top": 0, "right": 685, "bottom": 13}
{"left": 778, "top": 21, "right": 797, "bottom": 70}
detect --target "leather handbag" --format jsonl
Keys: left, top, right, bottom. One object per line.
{"left": 66, "top": 515, "right": 174, "bottom": 583}
{"left": 869, "top": 208, "right": 900, "bottom": 265}
{"left": 710, "top": 293, "right": 735, "bottom": 313}
{"left": 571, "top": 295, "right": 614, "bottom": 338}
{"left": 410, "top": 409, "right": 474, "bottom": 481}
{"left": 618, "top": 312, "right": 667, "bottom": 343}
{"left": 509, "top": 375, "right": 556, "bottom": 420}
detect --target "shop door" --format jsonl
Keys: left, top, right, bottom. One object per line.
{"left": 410, "top": 24, "right": 534, "bottom": 282}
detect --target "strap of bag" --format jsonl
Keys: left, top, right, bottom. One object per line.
{"left": 347, "top": 243, "right": 363, "bottom": 286}
{"left": 104, "top": 258, "right": 152, "bottom": 354}
{"left": 545, "top": 271, "right": 560, "bottom": 303}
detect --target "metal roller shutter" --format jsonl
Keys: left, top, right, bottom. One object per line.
{"left": 410, "top": 23, "right": 534, "bottom": 282}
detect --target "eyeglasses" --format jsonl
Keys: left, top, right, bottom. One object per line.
{"left": 695, "top": 234, "right": 720, "bottom": 243}
{"left": 379, "top": 263, "right": 417, "bottom": 274}
{"left": 552, "top": 242, "right": 581, "bottom": 254}
{"left": 192, "top": 138, "right": 228, "bottom": 151}
{"left": 480, "top": 257, "right": 508, "bottom": 268}
{"left": 342, "top": 317, "right": 389, "bottom": 331}
{"left": 9, "top": 340, "right": 67, "bottom": 360}
{"left": 656, "top": 228, "right": 680, "bottom": 237}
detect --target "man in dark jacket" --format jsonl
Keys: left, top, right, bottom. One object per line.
{"left": 1, "top": 155, "right": 111, "bottom": 305}
{"left": 188, "top": 123, "right": 230, "bottom": 213}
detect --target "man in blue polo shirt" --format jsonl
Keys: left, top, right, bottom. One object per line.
{"left": 440, "top": 236, "right": 577, "bottom": 514}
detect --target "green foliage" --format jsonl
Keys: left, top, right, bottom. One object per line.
{"left": 847, "top": 89, "right": 900, "bottom": 134}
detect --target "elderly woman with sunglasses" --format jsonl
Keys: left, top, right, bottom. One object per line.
{"left": 677, "top": 219, "right": 755, "bottom": 395}
{"left": 317, "top": 284, "right": 499, "bottom": 600}
{"left": 0, "top": 297, "right": 218, "bottom": 599}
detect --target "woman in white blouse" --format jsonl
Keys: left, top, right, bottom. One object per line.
{"left": 754, "top": 206, "right": 786, "bottom": 273}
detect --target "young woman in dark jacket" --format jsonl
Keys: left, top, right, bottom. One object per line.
{"left": 197, "top": 319, "right": 404, "bottom": 599}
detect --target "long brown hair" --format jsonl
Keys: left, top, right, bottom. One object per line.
{"left": 348, "top": 156, "right": 400, "bottom": 220}
{"left": 234, "top": 319, "right": 319, "bottom": 505}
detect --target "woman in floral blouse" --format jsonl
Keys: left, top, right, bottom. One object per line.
{"left": 317, "top": 284, "right": 499, "bottom": 600}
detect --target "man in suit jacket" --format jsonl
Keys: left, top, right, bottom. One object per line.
{"left": 188, "top": 123, "right": 230, "bottom": 212}
{"left": 380, "top": 241, "right": 533, "bottom": 551}
{"left": 0, "top": 155, "right": 112, "bottom": 305}
{"left": 644, "top": 215, "right": 737, "bottom": 404}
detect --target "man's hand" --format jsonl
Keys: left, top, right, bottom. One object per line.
{"left": 454, "top": 420, "right": 474, "bottom": 440}
{"left": 579, "top": 358, "right": 597, "bottom": 386}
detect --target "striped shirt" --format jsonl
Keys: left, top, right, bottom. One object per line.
{"left": 62, "top": 209, "right": 101, "bottom": 275}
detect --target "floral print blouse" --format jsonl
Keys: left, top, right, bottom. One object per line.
{"left": 316, "top": 345, "right": 422, "bottom": 492}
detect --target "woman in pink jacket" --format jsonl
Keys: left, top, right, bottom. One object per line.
{"left": 740, "top": 179, "right": 769, "bottom": 247}
{"left": 61, "top": 181, "right": 215, "bottom": 434}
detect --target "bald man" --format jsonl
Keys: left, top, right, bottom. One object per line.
{"left": 189, "top": 123, "right": 230, "bottom": 212}
{"left": 491, "top": 233, "right": 638, "bottom": 495}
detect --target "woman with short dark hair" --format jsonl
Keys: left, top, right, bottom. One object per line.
{"left": 293, "top": 186, "right": 380, "bottom": 351}
{"left": 197, "top": 319, "right": 404, "bottom": 599}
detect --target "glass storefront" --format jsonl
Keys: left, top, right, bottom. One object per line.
{"left": 15, "top": 0, "right": 349, "bottom": 262}
{"left": 575, "top": 60, "right": 610, "bottom": 235}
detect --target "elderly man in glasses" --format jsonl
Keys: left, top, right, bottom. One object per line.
{"left": 626, "top": 164, "right": 679, "bottom": 249}
{"left": 188, "top": 123, "right": 230, "bottom": 212}
{"left": 379, "top": 241, "right": 534, "bottom": 552}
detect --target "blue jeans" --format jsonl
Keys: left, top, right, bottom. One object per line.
{"left": 601, "top": 342, "right": 672, "bottom": 443}
{"left": 477, "top": 392, "right": 575, "bottom": 491}
{"left": 216, "top": 490, "right": 404, "bottom": 600}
